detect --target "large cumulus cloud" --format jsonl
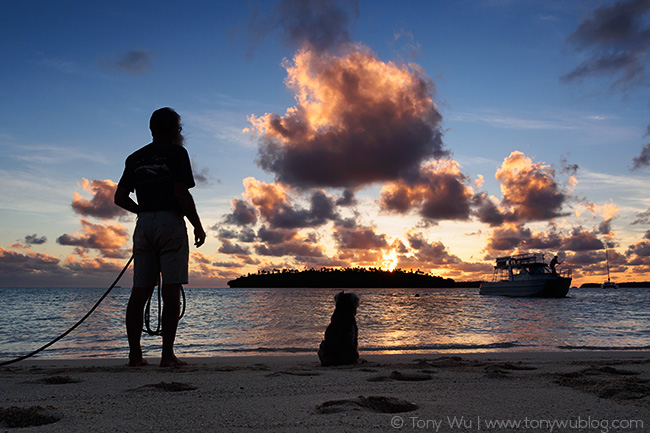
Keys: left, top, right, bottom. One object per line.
{"left": 493, "top": 151, "right": 567, "bottom": 223}
{"left": 248, "top": 45, "right": 447, "bottom": 189}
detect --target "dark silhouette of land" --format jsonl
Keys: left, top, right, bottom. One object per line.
{"left": 227, "top": 267, "right": 466, "bottom": 288}
{"left": 579, "top": 282, "right": 650, "bottom": 288}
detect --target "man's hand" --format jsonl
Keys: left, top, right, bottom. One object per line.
{"left": 194, "top": 227, "right": 206, "bottom": 248}
{"left": 174, "top": 183, "right": 206, "bottom": 248}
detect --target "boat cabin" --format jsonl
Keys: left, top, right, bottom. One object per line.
{"left": 492, "top": 253, "right": 571, "bottom": 282}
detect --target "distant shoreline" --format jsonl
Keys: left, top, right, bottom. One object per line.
{"left": 227, "top": 267, "right": 479, "bottom": 288}
{"left": 579, "top": 282, "right": 650, "bottom": 288}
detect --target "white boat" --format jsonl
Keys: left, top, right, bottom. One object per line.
{"left": 480, "top": 253, "right": 571, "bottom": 297}
{"left": 601, "top": 249, "right": 618, "bottom": 289}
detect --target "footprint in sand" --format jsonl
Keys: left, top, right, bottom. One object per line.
{"left": 37, "top": 375, "right": 81, "bottom": 385}
{"left": 266, "top": 370, "right": 322, "bottom": 377}
{"left": 0, "top": 406, "right": 61, "bottom": 428}
{"left": 367, "top": 370, "right": 433, "bottom": 382}
{"left": 317, "top": 396, "right": 418, "bottom": 414}
{"left": 132, "top": 381, "right": 198, "bottom": 392}
{"left": 555, "top": 365, "right": 650, "bottom": 400}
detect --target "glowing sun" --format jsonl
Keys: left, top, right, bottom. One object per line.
{"left": 381, "top": 249, "right": 398, "bottom": 272}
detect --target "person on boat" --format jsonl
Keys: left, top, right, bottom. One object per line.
{"left": 114, "top": 107, "right": 206, "bottom": 367}
{"left": 550, "top": 255, "right": 562, "bottom": 275}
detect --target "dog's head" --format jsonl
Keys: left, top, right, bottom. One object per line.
{"left": 333, "top": 291, "right": 359, "bottom": 315}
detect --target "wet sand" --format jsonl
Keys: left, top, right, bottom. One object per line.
{"left": 1, "top": 351, "right": 649, "bottom": 432}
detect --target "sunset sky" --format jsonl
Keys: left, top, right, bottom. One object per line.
{"left": 2, "top": 0, "right": 650, "bottom": 288}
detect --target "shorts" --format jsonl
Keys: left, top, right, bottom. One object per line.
{"left": 133, "top": 211, "right": 189, "bottom": 286}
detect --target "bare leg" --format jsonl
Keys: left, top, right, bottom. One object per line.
{"left": 126, "top": 286, "right": 154, "bottom": 366}
{"left": 160, "top": 283, "right": 187, "bottom": 367}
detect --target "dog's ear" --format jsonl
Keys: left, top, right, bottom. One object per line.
{"left": 334, "top": 291, "right": 344, "bottom": 303}
{"left": 350, "top": 293, "right": 359, "bottom": 307}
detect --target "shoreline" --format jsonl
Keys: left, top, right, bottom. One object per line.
{"left": 3, "top": 350, "right": 650, "bottom": 369}
{"left": 2, "top": 351, "right": 649, "bottom": 431}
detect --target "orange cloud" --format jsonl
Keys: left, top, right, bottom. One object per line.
{"left": 379, "top": 159, "right": 474, "bottom": 221}
{"left": 189, "top": 251, "right": 247, "bottom": 283}
{"left": 495, "top": 151, "right": 567, "bottom": 223}
{"left": 237, "top": 177, "right": 338, "bottom": 229}
{"left": 248, "top": 44, "right": 446, "bottom": 188}
{"left": 64, "top": 255, "right": 124, "bottom": 273}
{"left": 57, "top": 219, "right": 130, "bottom": 258}
{"left": 0, "top": 247, "right": 60, "bottom": 271}
{"left": 242, "top": 177, "right": 289, "bottom": 221}
{"left": 72, "top": 178, "right": 127, "bottom": 220}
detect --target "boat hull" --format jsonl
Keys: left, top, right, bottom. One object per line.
{"left": 480, "top": 277, "right": 571, "bottom": 298}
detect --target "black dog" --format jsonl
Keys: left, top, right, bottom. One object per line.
{"left": 318, "top": 291, "right": 359, "bottom": 366}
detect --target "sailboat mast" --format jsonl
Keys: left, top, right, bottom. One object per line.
{"left": 605, "top": 249, "right": 611, "bottom": 283}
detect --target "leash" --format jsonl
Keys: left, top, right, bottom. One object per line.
{"left": 0, "top": 255, "right": 188, "bottom": 366}
{"left": 143, "top": 277, "right": 186, "bottom": 336}
{"left": 0, "top": 255, "right": 134, "bottom": 367}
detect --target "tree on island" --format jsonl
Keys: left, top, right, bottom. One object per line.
{"left": 227, "top": 267, "right": 456, "bottom": 288}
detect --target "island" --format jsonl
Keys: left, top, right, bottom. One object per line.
{"left": 579, "top": 282, "right": 650, "bottom": 288}
{"left": 227, "top": 267, "right": 462, "bottom": 288}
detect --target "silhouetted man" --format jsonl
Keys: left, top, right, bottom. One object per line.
{"left": 550, "top": 255, "right": 561, "bottom": 275}
{"left": 115, "top": 107, "right": 206, "bottom": 367}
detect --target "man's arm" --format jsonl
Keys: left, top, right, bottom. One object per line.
{"left": 114, "top": 185, "right": 140, "bottom": 214}
{"left": 174, "top": 183, "right": 206, "bottom": 247}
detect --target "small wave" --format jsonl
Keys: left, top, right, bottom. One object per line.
{"left": 360, "top": 342, "right": 521, "bottom": 352}
{"left": 557, "top": 344, "right": 650, "bottom": 351}
{"left": 221, "top": 341, "right": 521, "bottom": 354}
{"left": 228, "top": 347, "right": 316, "bottom": 354}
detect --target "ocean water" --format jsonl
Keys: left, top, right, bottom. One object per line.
{"left": 1, "top": 286, "right": 649, "bottom": 362}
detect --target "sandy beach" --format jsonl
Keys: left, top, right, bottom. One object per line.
{"left": 1, "top": 351, "right": 649, "bottom": 432}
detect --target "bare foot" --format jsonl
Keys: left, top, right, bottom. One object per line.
{"left": 160, "top": 355, "right": 188, "bottom": 367}
{"left": 128, "top": 358, "right": 149, "bottom": 367}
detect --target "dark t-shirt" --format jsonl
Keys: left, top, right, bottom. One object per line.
{"left": 118, "top": 141, "right": 195, "bottom": 213}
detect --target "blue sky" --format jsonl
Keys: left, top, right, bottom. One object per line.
{"left": 2, "top": 0, "right": 650, "bottom": 287}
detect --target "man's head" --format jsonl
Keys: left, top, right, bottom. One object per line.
{"left": 150, "top": 107, "right": 184, "bottom": 145}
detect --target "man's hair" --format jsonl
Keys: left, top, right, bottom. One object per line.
{"left": 150, "top": 107, "right": 183, "bottom": 144}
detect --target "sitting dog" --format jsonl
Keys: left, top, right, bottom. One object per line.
{"left": 318, "top": 291, "right": 359, "bottom": 366}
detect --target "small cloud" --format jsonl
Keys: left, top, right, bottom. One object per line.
{"left": 225, "top": 198, "right": 258, "bottom": 226}
{"left": 247, "top": 0, "right": 359, "bottom": 55}
{"left": 632, "top": 207, "right": 650, "bottom": 225}
{"left": 25, "top": 234, "right": 47, "bottom": 245}
{"left": 57, "top": 219, "right": 130, "bottom": 258}
{"left": 71, "top": 178, "right": 128, "bottom": 220}
{"left": 379, "top": 159, "right": 474, "bottom": 222}
{"left": 632, "top": 143, "right": 650, "bottom": 170}
{"left": 238, "top": 177, "right": 339, "bottom": 229}
{"left": 192, "top": 163, "right": 211, "bottom": 187}
{"left": 563, "top": 0, "right": 650, "bottom": 88}
{"left": 333, "top": 220, "right": 388, "bottom": 251}
{"left": 100, "top": 50, "right": 155, "bottom": 74}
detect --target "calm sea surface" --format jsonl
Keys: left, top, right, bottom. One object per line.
{"left": 1, "top": 287, "right": 649, "bottom": 361}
